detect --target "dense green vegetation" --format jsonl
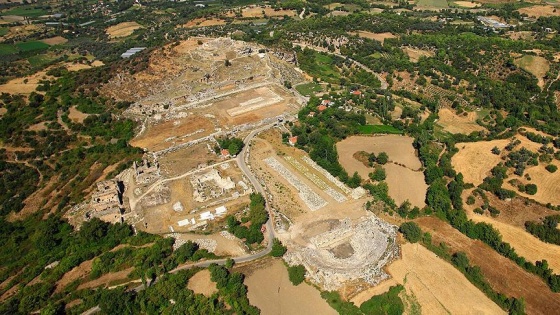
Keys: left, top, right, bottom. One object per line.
{"left": 287, "top": 264, "right": 306, "bottom": 285}
{"left": 399, "top": 222, "right": 422, "bottom": 243}
{"left": 360, "top": 285, "right": 405, "bottom": 315}
{"left": 215, "top": 137, "right": 245, "bottom": 156}
{"left": 525, "top": 215, "right": 560, "bottom": 245}
{"left": 226, "top": 193, "right": 268, "bottom": 246}
{"left": 271, "top": 238, "right": 288, "bottom": 257}
{"left": 358, "top": 124, "right": 403, "bottom": 134}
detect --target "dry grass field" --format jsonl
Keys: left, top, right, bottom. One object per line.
{"left": 68, "top": 106, "right": 89, "bottom": 123}
{"left": 387, "top": 243, "right": 505, "bottom": 315}
{"left": 452, "top": 139, "right": 510, "bottom": 186}
{"left": 503, "top": 160, "right": 560, "bottom": 205}
{"left": 243, "top": 258, "right": 337, "bottom": 315}
{"left": 184, "top": 18, "right": 227, "bottom": 28}
{"left": 40, "top": 36, "right": 67, "bottom": 45}
{"left": 465, "top": 209, "right": 560, "bottom": 272}
{"left": 417, "top": 217, "right": 560, "bottom": 315}
{"left": 437, "top": 108, "right": 486, "bottom": 134}
{"left": 402, "top": 47, "right": 435, "bottom": 62}
{"left": 0, "top": 70, "right": 51, "bottom": 94}
{"left": 240, "top": 6, "right": 296, "bottom": 18}
{"left": 453, "top": 1, "right": 481, "bottom": 7}
{"left": 514, "top": 55, "right": 550, "bottom": 89}
{"left": 518, "top": 5, "right": 560, "bottom": 18}
{"left": 106, "top": 22, "right": 143, "bottom": 39}
{"left": 158, "top": 143, "right": 217, "bottom": 177}
{"left": 351, "top": 31, "right": 397, "bottom": 44}
{"left": 187, "top": 269, "right": 218, "bottom": 297}
{"left": 76, "top": 268, "right": 133, "bottom": 290}
{"left": 337, "top": 135, "right": 426, "bottom": 207}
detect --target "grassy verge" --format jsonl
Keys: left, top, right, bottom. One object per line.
{"left": 358, "top": 124, "right": 403, "bottom": 134}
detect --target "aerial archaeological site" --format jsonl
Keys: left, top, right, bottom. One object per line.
{"left": 1, "top": 0, "right": 560, "bottom": 314}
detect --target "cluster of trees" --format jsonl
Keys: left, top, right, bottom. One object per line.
{"left": 226, "top": 193, "right": 268, "bottom": 246}
{"left": 287, "top": 264, "right": 306, "bottom": 285}
{"left": 525, "top": 215, "right": 560, "bottom": 245}
{"left": 320, "top": 285, "right": 405, "bottom": 315}
{"left": 215, "top": 137, "right": 244, "bottom": 156}
{"left": 208, "top": 264, "right": 260, "bottom": 314}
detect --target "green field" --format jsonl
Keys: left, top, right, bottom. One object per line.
{"left": 358, "top": 124, "right": 403, "bottom": 134}
{"left": 0, "top": 27, "right": 8, "bottom": 37}
{"left": 416, "top": 0, "right": 449, "bottom": 8}
{"left": 295, "top": 82, "right": 322, "bottom": 96}
{"left": 16, "top": 41, "right": 50, "bottom": 52}
{"left": 298, "top": 50, "right": 342, "bottom": 83}
{"left": 0, "top": 44, "right": 18, "bottom": 56}
{"left": 27, "top": 54, "right": 57, "bottom": 67}
{"left": 1, "top": 7, "right": 47, "bottom": 17}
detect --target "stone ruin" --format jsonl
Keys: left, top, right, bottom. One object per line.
{"left": 190, "top": 167, "right": 241, "bottom": 203}
{"left": 89, "top": 179, "right": 123, "bottom": 220}
{"left": 284, "top": 215, "right": 399, "bottom": 291}
{"left": 134, "top": 157, "right": 160, "bottom": 185}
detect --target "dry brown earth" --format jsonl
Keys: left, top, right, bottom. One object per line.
{"left": 518, "top": 5, "right": 560, "bottom": 18}
{"left": 503, "top": 160, "right": 560, "bottom": 205}
{"left": 402, "top": 47, "right": 435, "bottom": 62}
{"left": 465, "top": 209, "right": 560, "bottom": 273}
{"left": 77, "top": 267, "right": 133, "bottom": 290}
{"left": 437, "top": 108, "right": 486, "bottom": 134}
{"left": 452, "top": 139, "right": 510, "bottom": 186}
{"left": 40, "top": 36, "right": 67, "bottom": 45}
{"left": 183, "top": 18, "right": 227, "bottom": 28}
{"left": 352, "top": 31, "right": 397, "bottom": 44}
{"left": 187, "top": 269, "right": 217, "bottom": 297}
{"left": 416, "top": 217, "right": 560, "bottom": 315}
{"left": 453, "top": 1, "right": 481, "bottom": 7}
{"left": 106, "top": 22, "right": 142, "bottom": 38}
{"left": 68, "top": 106, "right": 89, "bottom": 123}
{"left": 0, "top": 71, "right": 52, "bottom": 94}
{"left": 387, "top": 242, "right": 505, "bottom": 314}
{"left": 244, "top": 259, "right": 337, "bottom": 315}
{"left": 514, "top": 55, "right": 550, "bottom": 89}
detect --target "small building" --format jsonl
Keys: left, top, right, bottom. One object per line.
{"left": 221, "top": 149, "right": 230, "bottom": 158}
{"left": 289, "top": 136, "right": 298, "bottom": 146}
{"left": 308, "top": 111, "right": 316, "bottom": 118}
{"left": 317, "top": 105, "right": 327, "bottom": 112}
{"left": 321, "top": 99, "right": 333, "bottom": 106}
{"left": 351, "top": 90, "right": 362, "bottom": 96}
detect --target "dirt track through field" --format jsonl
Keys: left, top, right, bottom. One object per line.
{"left": 417, "top": 217, "right": 560, "bottom": 315}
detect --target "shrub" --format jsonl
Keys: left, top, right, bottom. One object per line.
{"left": 545, "top": 164, "right": 558, "bottom": 173}
{"left": 287, "top": 265, "right": 306, "bottom": 285}
{"left": 399, "top": 222, "right": 421, "bottom": 243}
{"left": 466, "top": 195, "right": 475, "bottom": 205}
{"left": 525, "top": 184, "right": 537, "bottom": 195}
{"left": 271, "top": 238, "right": 287, "bottom": 257}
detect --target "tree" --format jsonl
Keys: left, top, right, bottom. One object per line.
{"left": 525, "top": 184, "right": 537, "bottom": 195}
{"left": 271, "top": 238, "right": 287, "bottom": 257}
{"left": 288, "top": 265, "right": 306, "bottom": 285}
{"left": 545, "top": 164, "right": 557, "bottom": 173}
{"left": 377, "top": 152, "right": 389, "bottom": 165}
{"left": 369, "top": 166, "right": 386, "bottom": 181}
{"left": 225, "top": 258, "right": 235, "bottom": 269}
{"left": 399, "top": 222, "right": 421, "bottom": 243}
{"left": 225, "top": 59, "right": 231, "bottom": 67}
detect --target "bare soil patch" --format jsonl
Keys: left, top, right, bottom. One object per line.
{"left": 402, "top": 47, "right": 435, "bottom": 62}
{"left": 518, "top": 5, "right": 560, "bottom": 18}
{"left": 68, "top": 106, "right": 89, "bottom": 123}
{"left": 158, "top": 142, "right": 216, "bottom": 177}
{"left": 514, "top": 55, "right": 550, "bottom": 89}
{"left": 466, "top": 210, "right": 560, "bottom": 273}
{"left": 55, "top": 259, "right": 93, "bottom": 293}
{"left": 387, "top": 242, "right": 505, "bottom": 314}
{"left": 503, "top": 160, "right": 560, "bottom": 205}
{"left": 352, "top": 31, "right": 397, "bottom": 44}
{"left": 453, "top": 1, "right": 481, "bottom": 7}
{"left": 241, "top": 6, "right": 296, "bottom": 18}
{"left": 40, "top": 36, "right": 67, "bottom": 45}
{"left": 452, "top": 139, "right": 510, "bottom": 186}
{"left": 437, "top": 108, "right": 486, "bottom": 134}
{"left": 416, "top": 217, "right": 560, "bottom": 315}
{"left": 0, "top": 70, "right": 52, "bottom": 95}
{"left": 187, "top": 269, "right": 217, "bottom": 297}
{"left": 77, "top": 267, "right": 133, "bottom": 290}
{"left": 244, "top": 258, "right": 337, "bottom": 315}
{"left": 184, "top": 18, "right": 227, "bottom": 28}
{"left": 106, "top": 22, "right": 142, "bottom": 39}
{"left": 65, "top": 63, "right": 92, "bottom": 71}
{"left": 337, "top": 135, "right": 426, "bottom": 207}
{"left": 130, "top": 115, "right": 214, "bottom": 152}
{"left": 28, "top": 121, "right": 47, "bottom": 131}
